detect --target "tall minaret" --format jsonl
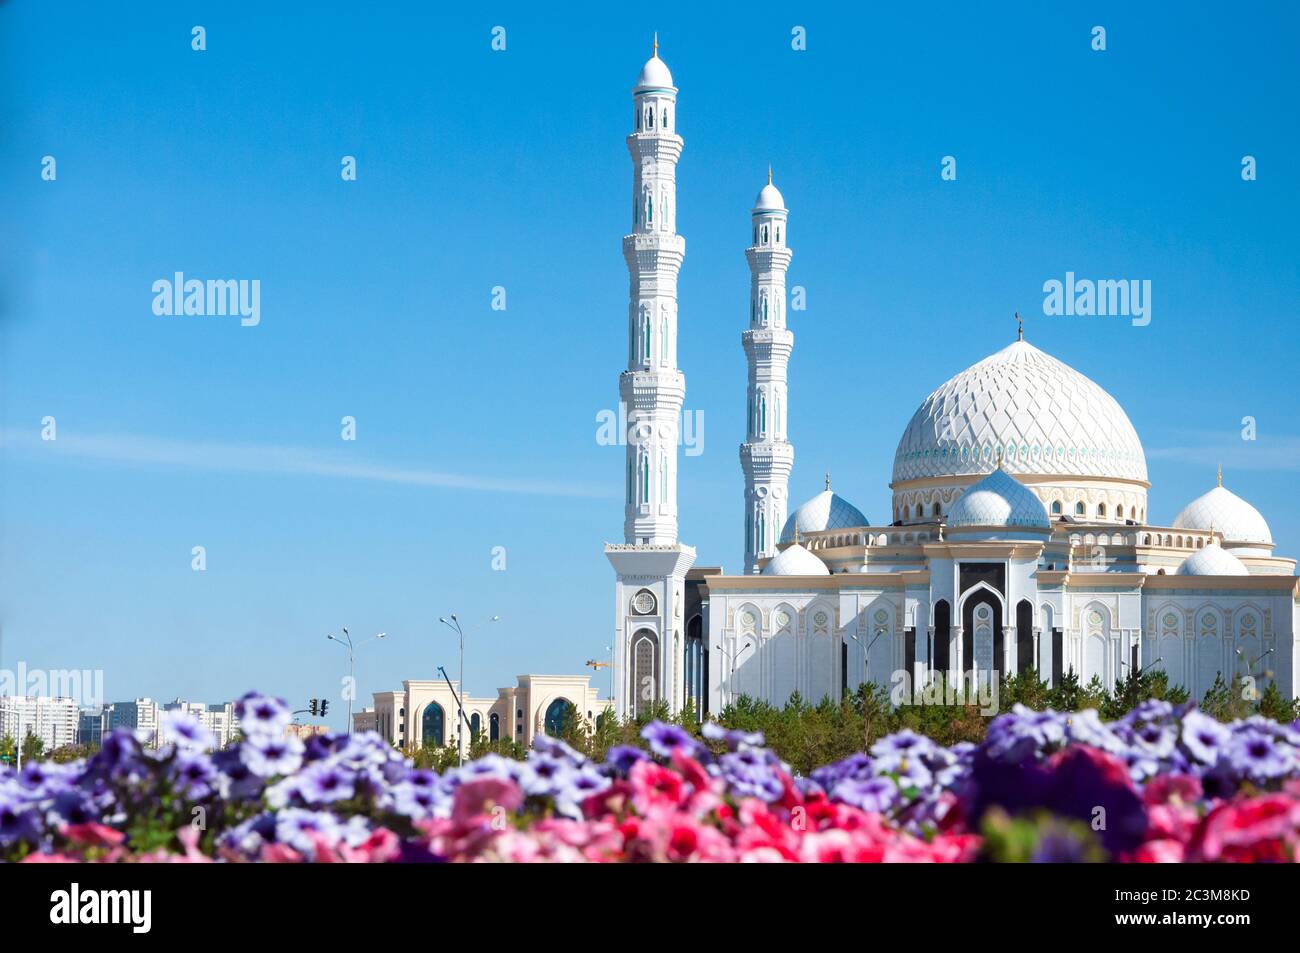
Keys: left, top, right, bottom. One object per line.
{"left": 739, "top": 169, "right": 794, "bottom": 573}
{"left": 606, "top": 38, "right": 695, "bottom": 720}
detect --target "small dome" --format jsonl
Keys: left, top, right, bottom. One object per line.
{"left": 947, "top": 467, "right": 1050, "bottom": 529}
{"left": 762, "top": 543, "right": 829, "bottom": 576}
{"left": 753, "top": 181, "right": 785, "bottom": 213}
{"left": 780, "top": 489, "right": 868, "bottom": 543}
{"left": 634, "top": 53, "right": 674, "bottom": 91}
{"left": 1172, "top": 483, "right": 1272, "bottom": 547}
{"left": 1176, "top": 543, "right": 1249, "bottom": 576}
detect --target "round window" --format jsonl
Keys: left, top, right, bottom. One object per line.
{"left": 631, "top": 589, "right": 657, "bottom": 615}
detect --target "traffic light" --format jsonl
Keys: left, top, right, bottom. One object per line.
{"left": 319, "top": 699, "right": 330, "bottom": 717}
{"left": 308, "top": 698, "right": 319, "bottom": 716}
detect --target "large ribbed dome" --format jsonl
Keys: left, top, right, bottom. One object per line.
{"left": 892, "top": 340, "right": 1147, "bottom": 484}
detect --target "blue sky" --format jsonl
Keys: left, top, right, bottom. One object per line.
{"left": 2, "top": 2, "right": 1297, "bottom": 729}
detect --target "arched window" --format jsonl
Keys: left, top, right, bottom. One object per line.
{"left": 758, "top": 392, "right": 767, "bottom": 436}
{"left": 1050, "top": 500, "right": 1062, "bottom": 515}
{"left": 932, "top": 502, "right": 941, "bottom": 517}
{"left": 1097, "top": 502, "right": 1107, "bottom": 518}
{"left": 489, "top": 712, "right": 500, "bottom": 742}
{"left": 660, "top": 194, "right": 668, "bottom": 230}
{"left": 543, "top": 698, "right": 575, "bottom": 737}
{"left": 659, "top": 457, "right": 668, "bottom": 503}
{"left": 1116, "top": 504, "right": 1124, "bottom": 520}
{"left": 934, "top": 600, "right": 951, "bottom": 672}
{"left": 422, "top": 703, "right": 445, "bottom": 748}
{"left": 774, "top": 394, "right": 782, "bottom": 436}
{"left": 644, "top": 190, "right": 653, "bottom": 225}
{"left": 470, "top": 712, "right": 481, "bottom": 739}
{"left": 903, "top": 504, "right": 910, "bottom": 519}
{"left": 661, "top": 314, "right": 668, "bottom": 360}
{"left": 1016, "top": 599, "right": 1035, "bottom": 673}
{"left": 631, "top": 630, "right": 659, "bottom": 718}
{"left": 640, "top": 454, "right": 649, "bottom": 504}
{"left": 641, "top": 310, "right": 651, "bottom": 361}
{"left": 1075, "top": 501, "right": 1086, "bottom": 516}
{"left": 757, "top": 510, "right": 766, "bottom": 551}
{"left": 775, "top": 226, "right": 781, "bottom": 244}
{"left": 684, "top": 615, "right": 706, "bottom": 719}
{"left": 663, "top": 108, "right": 669, "bottom": 128}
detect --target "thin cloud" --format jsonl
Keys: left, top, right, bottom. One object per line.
{"left": 0, "top": 429, "right": 614, "bottom": 499}
{"left": 1145, "top": 430, "right": 1300, "bottom": 473}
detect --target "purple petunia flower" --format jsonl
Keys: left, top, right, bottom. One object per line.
{"left": 640, "top": 721, "right": 702, "bottom": 760}
{"left": 1228, "top": 727, "right": 1293, "bottom": 782}
{"left": 603, "top": 745, "right": 649, "bottom": 776}
{"left": 241, "top": 734, "right": 305, "bottom": 779}
{"left": 832, "top": 775, "right": 898, "bottom": 813}
{"left": 159, "top": 710, "right": 216, "bottom": 752}
{"left": 235, "top": 692, "right": 292, "bottom": 739}
{"left": 274, "top": 808, "right": 342, "bottom": 858}
{"left": 1181, "top": 709, "right": 1231, "bottom": 765}
{"left": 296, "top": 761, "right": 356, "bottom": 804}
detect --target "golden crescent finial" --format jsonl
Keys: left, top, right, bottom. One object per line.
{"left": 1217, "top": 462, "right": 1223, "bottom": 488}
{"left": 825, "top": 472, "right": 831, "bottom": 492}
{"left": 1016, "top": 311, "right": 1023, "bottom": 342}
{"left": 768, "top": 164, "right": 773, "bottom": 185}
{"left": 653, "top": 32, "right": 658, "bottom": 57}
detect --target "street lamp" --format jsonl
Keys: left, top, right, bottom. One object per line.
{"left": 438, "top": 614, "right": 499, "bottom": 766}
{"left": 326, "top": 628, "right": 386, "bottom": 735}
{"left": 713, "top": 641, "right": 753, "bottom": 709}
{"left": 850, "top": 630, "right": 885, "bottom": 683}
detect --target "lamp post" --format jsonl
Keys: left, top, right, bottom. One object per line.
{"left": 326, "top": 628, "right": 386, "bottom": 734}
{"left": 438, "top": 614, "right": 499, "bottom": 766}
{"left": 713, "top": 641, "right": 753, "bottom": 709}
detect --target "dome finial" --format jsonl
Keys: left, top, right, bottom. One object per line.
{"left": 653, "top": 31, "right": 658, "bottom": 57}
{"left": 767, "top": 164, "right": 773, "bottom": 185}
{"left": 824, "top": 471, "right": 831, "bottom": 491}
{"left": 1015, "top": 311, "right": 1023, "bottom": 342}
{"left": 1217, "top": 462, "right": 1223, "bottom": 487}
{"left": 995, "top": 446, "right": 1004, "bottom": 470}
{"left": 793, "top": 524, "right": 800, "bottom": 546}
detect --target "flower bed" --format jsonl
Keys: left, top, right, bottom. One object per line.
{"left": 3, "top": 693, "right": 1300, "bottom": 862}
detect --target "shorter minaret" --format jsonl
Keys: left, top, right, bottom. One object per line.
{"left": 739, "top": 169, "right": 794, "bottom": 573}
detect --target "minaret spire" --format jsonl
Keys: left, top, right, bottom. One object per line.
{"left": 1016, "top": 311, "right": 1023, "bottom": 341}
{"left": 740, "top": 170, "right": 794, "bottom": 573}
{"left": 653, "top": 31, "right": 658, "bottom": 56}
{"left": 607, "top": 43, "right": 695, "bottom": 722}
{"left": 1217, "top": 463, "right": 1223, "bottom": 487}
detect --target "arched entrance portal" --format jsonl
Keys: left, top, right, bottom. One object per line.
{"left": 544, "top": 698, "right": 575, "bottom": 737}
{"left": 962, "top": 590, "right": 1003, "bottom": 679}
{"left": 422, "top": 702, "right": 445, "bottom": 748}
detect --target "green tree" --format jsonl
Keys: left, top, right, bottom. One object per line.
{"left": 20, "top": 732, "right": 44, "bottom": 764}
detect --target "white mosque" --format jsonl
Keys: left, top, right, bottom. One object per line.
{"left": 605, "top": 42, "right": 1298, "bottom": 720}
